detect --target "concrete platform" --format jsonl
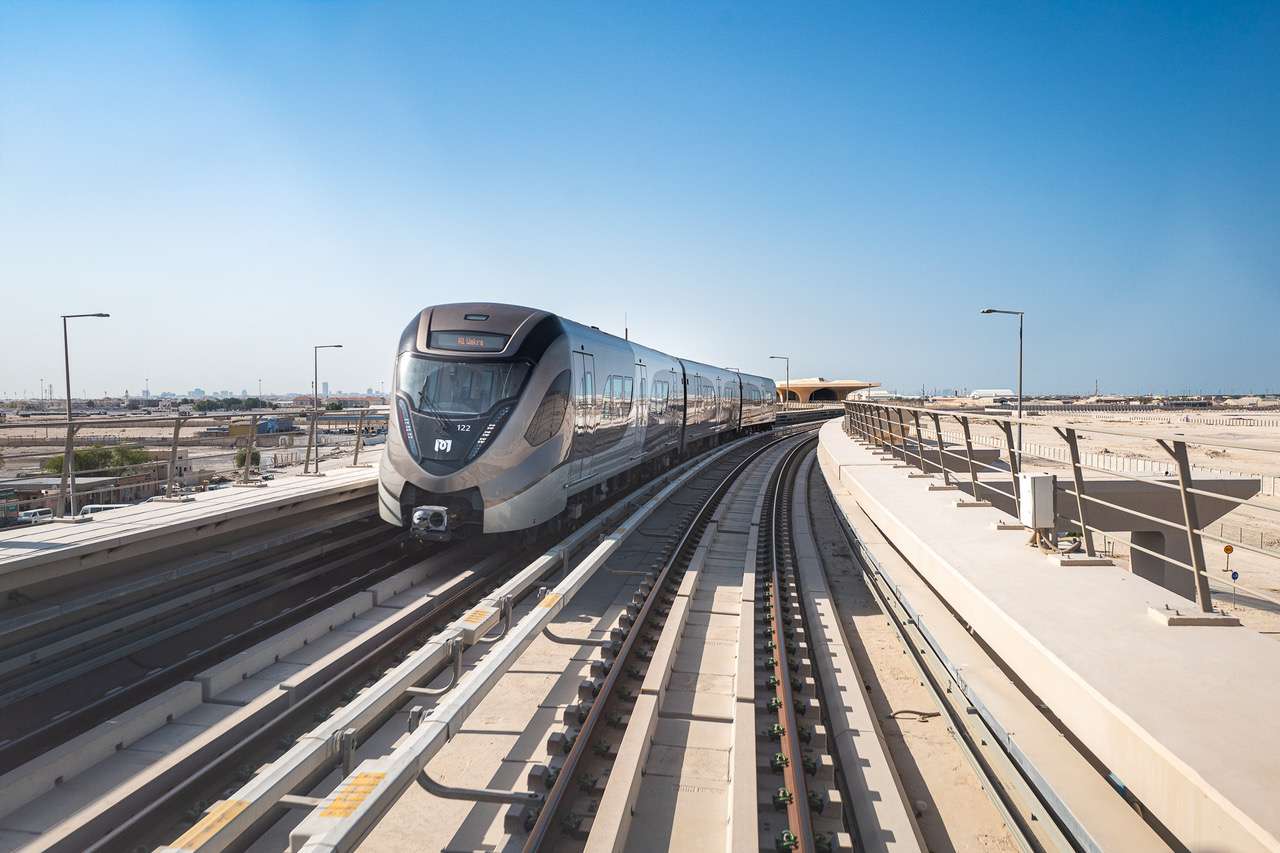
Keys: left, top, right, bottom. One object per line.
{"left": 0, "top": 451, "right": 380, "bottom": 596}
{"left": 817, "top": 420, "right": 1280, "bottom": 853}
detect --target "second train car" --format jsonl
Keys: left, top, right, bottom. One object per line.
{"left": 378, "top": 302, "right": 777, "bottom": 540}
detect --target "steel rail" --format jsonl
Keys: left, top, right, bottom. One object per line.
{"left": 763, "top": 435, "right": 822, "bottom": 851}
{"left": 521, "top": 428, "right": 819, "bottom": 851}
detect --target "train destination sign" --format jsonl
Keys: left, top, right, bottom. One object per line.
{"left": 429, "top": 330, "right": 509, "bottom": 352}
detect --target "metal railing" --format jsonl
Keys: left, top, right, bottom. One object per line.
{"left": 842, "top": 400, "right": 1280, "bottom": 616}
{"left": 0, "top": 408, "right": 388, "bottom": 522}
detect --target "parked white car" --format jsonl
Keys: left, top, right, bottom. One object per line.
{"left": 77, "top": 504, "right": 129, "bottom": 517}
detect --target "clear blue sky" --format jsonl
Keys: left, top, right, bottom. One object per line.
{"left": 2, "top": 2, "right": 1277, "bottom": 398}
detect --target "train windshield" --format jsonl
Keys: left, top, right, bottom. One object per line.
{"left": 398, "top": 354, "right": 530, "bottom": 416}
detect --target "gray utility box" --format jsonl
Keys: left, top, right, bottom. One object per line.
{"left": 1018, "top": 473, "right": 1057, "bottom": 530}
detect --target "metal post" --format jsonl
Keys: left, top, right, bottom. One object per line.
{"left": 874, "top": 406, "right": 890, "bottom": 449}
{"left": 890, "top": 409, "right": 911, "bottom": 461}
{"left": 769, "top": 355, "right": 789, "bottom": 410}
{"left": 909, "top": 410, "right": 925, "bottom": 470}
{"left": 241, "top": 415, "right": 259, "bottom": 483}
{"left": 349, "top": 409, "right": 368, "bottom": 467}
{"left": 59, "top": 318, "right": 74, "bottom": 517}
{"left": 893, "top": 408, "right": 911, "bottom": 463}
{"left": 930, "top": 412, "right": 950, "bottom": 485}
{"left": 166, "top": 417, "right": 185, "bottom": 497}
{"left": 998, "top": 420, "right": 1021, "bottom": 518}
{"left": 56, "top": 312, "right": 108, "bottom": 517}
{"left": 1017, "top": 312, "right": 1024, "bottom": 456}
{"left": 302, "top": 413, "right": 317, "bottom": 474}
{"left": 956, "top": 415, "right": 981, "bottom": 501}
{"left": 1158, "top": 439, "right": 1215, "bottom": 612}
{"left": 1056, "top": 427, "right": 1096, "bottom": 557}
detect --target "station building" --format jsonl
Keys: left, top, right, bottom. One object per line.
{"left": 776, "top": 377, "right": 878, "bottom": 404}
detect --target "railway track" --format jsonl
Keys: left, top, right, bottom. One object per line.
{"left": 2, "top": 429, "right": 817, "bottom": 853}
{"left": 55, "top": 413, "right": 1168, "bottom": 853}
{"left": 524, "top": 430, "right": 840, "bottom": 851}
{"left": 157, "top": 428, "right": 818, "bottom": 853}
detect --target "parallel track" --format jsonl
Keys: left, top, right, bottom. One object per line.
{"left": 0, "top": 516, "right": 414, "bottom": 773}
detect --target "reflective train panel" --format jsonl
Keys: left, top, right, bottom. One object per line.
{"left": 378, "top": 303, "right": 777, "bottom": 540}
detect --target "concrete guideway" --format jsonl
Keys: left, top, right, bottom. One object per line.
{"left": 161, "top": 433, "right": 773, "bottom": 853}
{"left": 576, "top": 435, "right": 854, "bottom": 852}
{"left": 0, "top": 454, "right": 382, "bottom": 596}
{"left": 818, "top": 418, "right": 1280, "bottom": 852}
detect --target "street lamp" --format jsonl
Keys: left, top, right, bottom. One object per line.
{"left": 313, "top": 344, "right": 343, "bottom": 410}
{"left": 769, "top": 356, "right": 790, "bottom": 409}
{"left": 980, "top": 308, "right": 1024, "bottom": 454}
{"left": 59, "top": 313, "right": 110, "bottom": 517}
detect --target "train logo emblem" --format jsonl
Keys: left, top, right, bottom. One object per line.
{"left": 434, "top": 438, "right": 453, "bottom": 453}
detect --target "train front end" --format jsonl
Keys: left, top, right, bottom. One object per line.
{"left": 379, "top": 303, "right": 572, "bottom": 541}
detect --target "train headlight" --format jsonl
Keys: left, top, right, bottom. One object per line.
{"left": 397, "top": 397, "right": 420, "bottom": 457}
{"left": 411, "top": 505, "right": 449, "bottom": 533}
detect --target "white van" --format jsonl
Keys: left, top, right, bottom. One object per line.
{"left": 77, "top": 504, "right": 129, "bottom": 517}
{"left": 19, "top": 508, "right": 53, "bottom": 523}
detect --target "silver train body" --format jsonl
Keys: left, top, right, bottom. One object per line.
{"left": 378, "top": 303, "right": 777, "bottom": 539}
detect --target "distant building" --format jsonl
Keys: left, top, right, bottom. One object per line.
{"left": 776, "top": 377, "right": 878, "bottom": 403}
{"left": 189, "top": 388, "right": 207, "bottom": 399}
{"left": 322, "top": 382, "right": 330, "bottom": 398}
{"left": 969, "top": 388, "right": 1016, "bottom": 400}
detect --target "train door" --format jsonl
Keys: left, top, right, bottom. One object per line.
{"left": 737, "top": 371, "right": 747, "bottom": 427}
{"left": 677, "top": 363, "right": 689, "bottom": 452}
{"left": 571, "top": 350, "right": 596, "bottom": 483}
{"left": 634, "top": 361, "right": 648, "bottom": 459}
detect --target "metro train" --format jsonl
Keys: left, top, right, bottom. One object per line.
{"left": 378, "top": 303, "right": 777, "bottom": 540}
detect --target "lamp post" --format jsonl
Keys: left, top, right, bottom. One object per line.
{"left": 313, "top": 344, "right": 343, "bottom": 411}
{"left": 980, "top": 308, "right": 1024, "bottom": 453}
{"left": 58, "top": 313, "right": 110, "bottom": 517}
{"left": 769, "top": 355, "right": 790, "bottom": 409}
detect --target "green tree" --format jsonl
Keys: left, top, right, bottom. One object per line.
{"left": 43, "top": 445, "right": 153, "bottom": 476}
{"left": 325, "top": 401, "right": 344, "bottom": 411}
{"left": 235, "top": 448, "right": 262, "bottom": 467}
